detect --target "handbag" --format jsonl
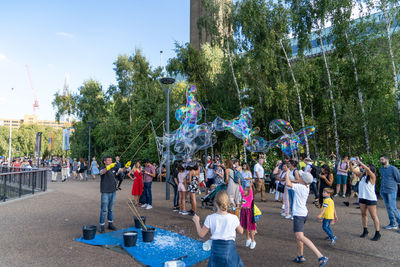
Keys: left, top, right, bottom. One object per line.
{"left": 277, "top": 182, "right": 285, "bottom": 193}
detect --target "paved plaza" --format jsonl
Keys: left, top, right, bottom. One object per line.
{"left": 1, "top": 177, "right": 399, "bottom": 267}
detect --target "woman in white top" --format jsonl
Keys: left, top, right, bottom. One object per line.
{"left": 193, "top": 190, "right": 244, "bottom": 267}
{"left": 279, "top": 163, "right": 291, "bottom": 218}
{"left": 241, "top": 162, "right": 252, "bottom": 188}
{"left": 350, "top": 159, "right": 381, "bottom": 241}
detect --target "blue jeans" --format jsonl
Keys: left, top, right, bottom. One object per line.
{"left": 310, "top": 182, "right": 318, "bottom": 199}
{"left": 209, "top": 240, "right": 243, "bottom": 267}
{"left": 144, "top": 182, "right": 152, "bottom": 205}
{"left": 99, "top": 192, "right": 116, "bottom": 225}
{"left": 288, "top": 188, "right": 295, "bottom": 214}
{"left": 322, "top": 219, "right": 334, "bottom": 239}
{"left": 173, "top": 184, "right": 179, "bottom": 207}
{"left": 381, "top": 191, "right": 400, "bottom": 226}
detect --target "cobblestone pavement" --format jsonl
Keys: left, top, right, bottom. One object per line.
{"left": 1, "top": 176, "right": 399, "bottom": 267}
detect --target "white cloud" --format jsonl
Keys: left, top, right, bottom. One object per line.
{"left": 0, "top": 53, "right": 8, "bottom": 61}
{"left": 56, "top": 32, "right": 74, "bottom": 39}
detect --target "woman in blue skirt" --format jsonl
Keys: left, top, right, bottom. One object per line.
{"left": 192, "top": 190, "right": 244, "bottom": 267}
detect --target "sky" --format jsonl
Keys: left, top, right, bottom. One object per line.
{"left": 0, "top": 0, "right": 190, "bottom": 121}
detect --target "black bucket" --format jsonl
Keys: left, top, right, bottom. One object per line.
{"left": 142, "top": 227, "right": 156, "bottom": 242}
{"left": 82, "top": 225, "right": 97, "bottom": 240}
{"left": 123, "top": 231, "right": 138, "bottom": 247}
{"left": 134, "top": 216, "right": 146, "bottom": 229}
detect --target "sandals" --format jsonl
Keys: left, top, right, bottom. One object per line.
{"left": 293, "top": 256, "right": 306, "bottom": 263}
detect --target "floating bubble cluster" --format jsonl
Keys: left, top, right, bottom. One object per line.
{"left": 157, "top": 85, "right": 216, "bottom": 164}
{"left": 158, "top": 85, "right": 315, "bottom": 164}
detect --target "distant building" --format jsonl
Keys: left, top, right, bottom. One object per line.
{"left": 0, "top": 115, "right": 72, "bottom": 129}
{"left": 190, "top": 0, "right": 231, "bottom": 50}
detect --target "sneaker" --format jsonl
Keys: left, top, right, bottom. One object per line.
{"left": 318, "top": 256, "right": 329, "bottom": 267}
{"left": 250, "top": 241, "right": 256, "bottom": 249}
{"left": 324, "top": 236, "right": 331, "bottom": 240}
{"left": 285, "top": 214, "right": 292, "bottom": 219}
{"left": 108, "top": 223, "right": 117, "bottom": 231}
{"left": 281, "top": 212, "right": 288, "bottom": 217}
{"left": 293, "top": 256, "right": 306, "bottom": 263}
{"left": 383, "top": 225, "right": 398, "bottom": 230}
{"left": 178, "top": 211, "right": 183, "bottom": 215}
{"left": 146, "top": 205, "right": 152, "bottom": 210}
{"left": 181, "top": 211, "right": 189, "bottom": 215}
{"left": 334, "top": 194, "right": 339, "bottom": 197}
{"left": 342, "top": 194, "right": 346, "bottom": 198}
{"left": 189, "top": 210, "right": 195, "bottom": 216}
{"left": 173, "top": 207, "right": 179, "bottom": 212}
{"left": 141, "top": 204, "right": 148, "bottom": 208}
{"left": 99, "top": 225, "right": 105, "bottom": 233}
{"left": 330, "top": 236, "right": 337, "bottom": 245}
{"left": 246, "top": 239, "right": 251, "bottom": 247}
{"left": 281, "top": 204, "right": 285, "bottom": 210}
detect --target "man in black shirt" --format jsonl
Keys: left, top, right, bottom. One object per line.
{"left": 99, "top": 155, "right": 121, "bottom": 233}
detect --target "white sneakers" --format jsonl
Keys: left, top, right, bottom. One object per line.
{"left": 141, "top": 204, "right": 148, "bottom": 208}
{"left": 146, "top": 205, "right": 152, "bottom": 210}
{"left": 281, "top": 204, "right": 285, "bottom": 210}
{"left": 246, "top": 239, "right": 256, "bottom": 249}
{"left": 285, "top": 214, "right": 292, "bottom": 219}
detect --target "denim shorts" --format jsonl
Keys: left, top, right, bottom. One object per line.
{"left": 359, "top": 198, "right": 377, "bottom": 206}
{"left": 293, "top": 216, "right": 307, "bottom": 233}
{"left": 336, "top": 174, "right": 348, "bottom": 185}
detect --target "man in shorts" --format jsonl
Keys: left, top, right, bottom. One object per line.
{"left": 285, "top": 170, "right": 329, "bottom": 266}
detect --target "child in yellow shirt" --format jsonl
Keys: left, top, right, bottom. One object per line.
{"left": 317, "top": 188, "right": 338, "bottom": 245}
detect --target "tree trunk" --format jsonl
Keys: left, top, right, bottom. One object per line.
{"left": 318, "top": 28, "right": 340, "bottom": 158}
{"left": 280, "top": 39, "right": 310, "bottom": 158}
{"left": 311, "top": 101, "right": 319, "bottom": 160}
{"left": 344, "top": 31, "right": 370, "bottom": 153}
{"left": 226, "top": 37, "right": 242, "bottom": 108}
{"left": 383, "top": 8, "right": 400, "bottom": 134}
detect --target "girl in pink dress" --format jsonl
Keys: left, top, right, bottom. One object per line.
{"left": 239, "top": 185, "right": 257, "bottom": 249}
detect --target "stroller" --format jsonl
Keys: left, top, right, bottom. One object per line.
{"left": 201, "top": 183, "right": 227, "bottom": 208}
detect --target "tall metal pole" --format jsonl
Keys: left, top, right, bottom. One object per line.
{"left": 204, "top": 108, "right": 207, "bottom": 166}
{"left": 160, "top": 78, "right": 175, "bottom": 201}
{"left": 166, "top": 89, "right": 170, "bottom": 200}
{"left": 88, "top": 125, "right": 91, "bottom": 164}
{"left": 8, "top": 120, "right": 12, "bottom": 167}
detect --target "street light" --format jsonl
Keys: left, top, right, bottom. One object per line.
{"left": 159, "top": 77, "right": 175, "bottom": 201}
{"left": 201, "top": 100, "right": 210, "bottom": 167}
{"left": 87, "top": 121, "right": 94, "bottom": 164}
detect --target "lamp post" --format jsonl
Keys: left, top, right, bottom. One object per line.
{"left": 159, "top": 77, "right": 175, "bottom": 200}
{"left": 87, "top": 121, "right": 94, "bottom": 164}
{"left": 8, "top": 119, "right": 12, "bottom": 167}
{"left": 201, "top": 100, "right": 209, "bottom": 167}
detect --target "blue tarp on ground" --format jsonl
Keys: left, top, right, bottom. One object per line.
{"left": 75, "top": 226, "right": 210, "bottom": 267}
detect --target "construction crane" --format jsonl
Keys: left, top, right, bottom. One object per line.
{"left": 25, "top": 65, "right": 40, "bottom": 113}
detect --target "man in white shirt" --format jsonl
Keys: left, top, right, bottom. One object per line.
{"left": 285, "top": 169, "right": 329, "bottom": 266}
{"left": 254, "top": 156, "right": 266, "bottom": 202}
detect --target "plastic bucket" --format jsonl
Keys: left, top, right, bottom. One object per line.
{"left": 142, "top": 227, "right": 156, "bottom": 242}
{"left": 134, "top": 216, "right": 146, "bottom": 229}
{"left": 82, "top": 225, "right": 97, "bottom": 240}
{"left": 123, "top": 231, "right": 138, "bottom": 247}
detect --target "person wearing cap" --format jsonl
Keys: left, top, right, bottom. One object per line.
{"left": 285, "top": 170, "right": 329, "bottom": 266}
{"left": 142, "top": 159, "right": 156, "bottom": 210}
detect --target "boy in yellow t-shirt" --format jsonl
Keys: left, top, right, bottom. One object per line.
{"left": 317, "top": 188, "right": 338, "bottom": 245}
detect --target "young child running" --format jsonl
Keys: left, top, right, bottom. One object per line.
{"left": 175, "top": 164, "right": 189, "bottom": 215}
{"left": 285, "top": 171, "right": 329, "bottom": 266}
{"left": 192, "top": 190, "right": 244, "bottom": 266}
{"left": 317, "top": 188, "right": 338, "bottom": 245}
{"left": 239, "top": 185, "right": 256, "bottom": 249}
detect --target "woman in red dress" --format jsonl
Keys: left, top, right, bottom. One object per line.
{"left": 128, "top": 160, "right": 143, "bottom": 205}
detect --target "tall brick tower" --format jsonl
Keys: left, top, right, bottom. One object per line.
{"left": 190, "top": 0, "right": 210, "bottom": 50}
